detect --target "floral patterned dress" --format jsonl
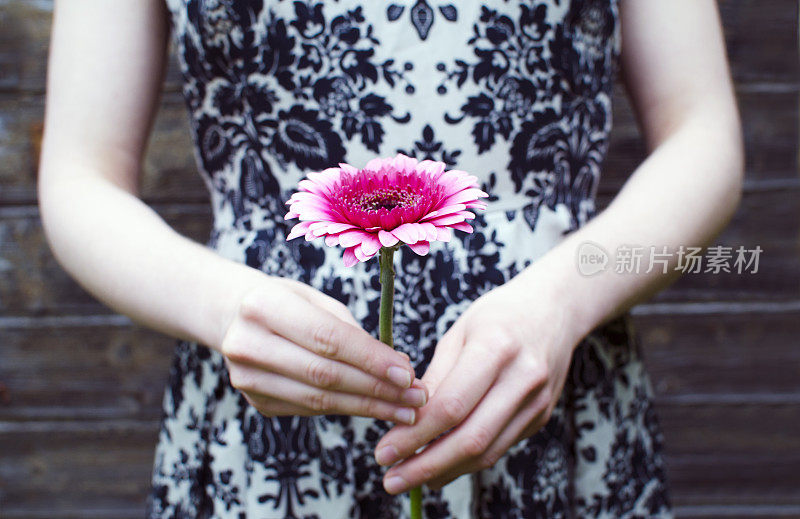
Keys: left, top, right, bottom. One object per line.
{"left": 147, "top": 1, "right": 674, "bottom": 517}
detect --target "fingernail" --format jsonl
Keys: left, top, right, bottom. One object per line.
{"left": 376, "top": 444, "right": 399, "bottom": 466}
{"left": 401, "top": 388, "right": 427, "bottom": 406}
{"left": 394, "top": 407, "right": 415, "bottom": 425}
{"left": 384, "top": 475, "right": 408, "bottom": 494}
{"left": 387, "top": 366, "right": 412, "bottom": 388}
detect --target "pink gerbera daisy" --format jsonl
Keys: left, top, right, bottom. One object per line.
{"left": 284, "top": 153, "right": 489, "bottom": 267}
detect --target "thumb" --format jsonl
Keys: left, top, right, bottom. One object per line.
{"left": 420, "top": 320, "right": 465, "bottom": 399}
{"left": 291, "top": 281, "right": 362, "bottom": 328}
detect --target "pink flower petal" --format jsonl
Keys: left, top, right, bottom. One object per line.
{"left": 431, "top": 203, "right": 467, "bottom": 217}
{"left": 419, "top": 222, "right": 438, "bottom": 241}
{"left": 441, "top": 188, "right": 489, "bottom": 207}
{"left": 286, "top": 221, "right": 313, "bottom": 241}
{"left": 338, "top": 230, "right": 370, "bottom": 248}
{"left": 436, "top": 227, "right": 452, "bottom": 242}
{"left": 450, "top": 221, "right": 474, "bottom": 233}
{"left": 353, "top": 244, "right": 369, "bottom": 262}
{"left": 466, "top": 201, "right": 488, "bottom": 210}
{"left": 306, "top": 171, "right": 338, "bottom": 189}
{"left": 408, "top": 240, "right": 430, "bottom": 256}
{"left": 423, "top": 213, "right": 466, "bottom": 226}
{"left": 438, "top": 170, "right": 479, "bottom": 196}
{"left": 308, "top": 221, "right": 329, "bottom": 231}
{"left": 364, "top": 156, "right": 390, "bottom": 171}
{"left": 392, "top": 223, "right": 421, "bottom": 244}
{"left": 293, "top": 208, "right": 336, "bottom": 221}
{"left": 325, "top": 234, "right": 340, "bottom": 246}
{"left": 378, "top": 230, "right": 399, "bottom": 247}
{"left": 392, "top": 153, "right": 418, "bottom": 172}
{"left": 338, "top": 163, "right": 358, "bottom": 174}
{"left": 343, "top": 247, "right": 359, "bottom": 267}
{"left": 415, "top": 160, "right": 445, "bottom": 177}
{"left": 309, "top": 221, "right": 357, "bottom": 237}
{"left": 328, "top": 222, "right": 358, "bottom": 233}
{"left": 361, "top": 234, "right": 382, "bottom": 256}
{"left": 288, "top": 191, "right": 321, "bottom": 201}
{"left": 320, "top": 166, "right": 341, "bottom": 178}
{"left": 298, "top": 179, "right": 329, "bottom": 196}
{"left": 288, "top": 198, "right": 334, "bottom": 213}
{"left": 419, "top": 209, "right": 437, "bottom": 220}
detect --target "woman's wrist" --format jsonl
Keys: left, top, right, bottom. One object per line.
{"left": 203, "top": 258, "right": 275, "bottom": 353}
{"left": 506, "top": 237, "right": 606, "bottom": 349}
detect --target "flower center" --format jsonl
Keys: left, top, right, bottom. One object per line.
{"left": 358, "top": 188, "right": 419, "bottom": 212}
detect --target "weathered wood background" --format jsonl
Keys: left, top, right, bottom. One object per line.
{"left": 1, "top": 1, "right": 798, "bottom": 517}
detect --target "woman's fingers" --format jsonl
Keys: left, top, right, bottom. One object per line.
{"left": 426, "top": 406, "right": 549, "bottom": 492}
{"left": 288, "top": 280, "right": 363, "bottom": 328}
{"left": 229, "top": 362, "right": 420, "bottom": 424}
{"left": 418, "top": 322, "right": 464, "bottom": 400}
{"left": 374, "top": 331, "right": 517, "bottom": 468}
{"left": 225, "top": 304, "right": 426, "bottom": 406}
{"left": 228, "top": 318, "right": 428, "bottom": 406}
{"left": 378, "top": 362, "right": 539, "bottom": 494}
{"left": 231, "top": 289, "right": 416, "bottom": 389}
{"left": 242, "top": 394, "right": 314, "bottom": 417}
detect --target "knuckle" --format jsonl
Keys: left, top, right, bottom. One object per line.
{"left": 519, "top": 354, "right": 548, "bottom": 389}
{"left": 220, "top": 326, "right": 248, "bottom": 363}
{"left": 530, "top": 366, "right": 549, "bottom": 391}
{"left": 254, "top": 405, "right": 276, "bottom": 418}
{"left": 237, "top": 289, "right": 267, "bottom": 322}
{"left": 415, "top": 461, "right": 438, "bottom": 483}
{"left": 249, "top": 399, "right": 275, "bottom": 419}
{"left": 371, "top": 377, "right": 391, "bottom": 401}
{"left": 304, "top": 390, "right": 333, "bottom": 413}
{"left": 227, "top": 367, "right": 252, "bottom": 392}
{"left": 359, "top": 395, "right": 380, "bottom": 418}
{"left": 478, "top": 449, "right": 502, "bottom": 470}
{"left": 463, "top": 425, "right": 493, "bottom": 458}
{"left": 306, "top": 359, "right": 340, "bottom": 389}
{"left": 243, "top": 394, "right": 259, "bottom": 409}
{"left": 538, "top": 386, "right": 554, "bottom": 407}
{"left": 492, "top": 330, "right": 522, "bottom": 361}
{"left": 438, "top": 395, "right": 468, "bottom": 426}
{"left": 311, "top": 323, "right": 341, "bottom": 358}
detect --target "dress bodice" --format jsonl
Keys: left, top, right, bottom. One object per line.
{"left": 148, "top": 5, "right": 676, "bottom": 518}
{"left": 165, "top": 0, "right": 620, "bottom": 238}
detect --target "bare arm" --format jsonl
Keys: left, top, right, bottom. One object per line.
{"left": 513, "top": 0, "right": 745, "bottom": 335}
{"left": 39, "top": 0, "right": 249, "bottom": 348}
{"left": 39, "top": 0, "right": 426, "bottom": 423}
{"left": 374, "top": 0, "right": 745, "bottom": 493}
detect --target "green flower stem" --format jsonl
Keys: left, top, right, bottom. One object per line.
{"left": 409, "top": 486, "right": 422, "bottom": 519}
{"left": 378, "top": 246, "right": 396, "bottom": 348}
{"left": 377, "top": 245, "right": 423, "bottom": 519}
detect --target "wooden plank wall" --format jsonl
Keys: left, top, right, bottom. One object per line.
{"left": 0, "top": 1, "right": 798, "bottom": 517}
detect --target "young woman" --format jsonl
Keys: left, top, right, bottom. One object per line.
{"left": 39, "top": 1, "right": 742, "bottom": 517}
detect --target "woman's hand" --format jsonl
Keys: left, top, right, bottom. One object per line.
{"left": 372, "top": 273, "right": 581, "bottom": 494}
{"left": 219, "top": 275, "right": 428, "bottom": 425}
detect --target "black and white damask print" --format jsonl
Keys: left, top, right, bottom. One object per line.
{"left": 149, "top": 1, "right": 673, "bottom": 517}
{"left": 385, "top": 1, "right": 458, "bottom": 41}
{"left": 436, "top": 0, "right": 616, "bottom": 229}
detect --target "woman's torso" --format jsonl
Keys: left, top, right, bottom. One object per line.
{"left": 164, "top": 0, "right": 620, "bottom": 270}
{"left": 149, "top": 4, "right": 679, "bottom": 518}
